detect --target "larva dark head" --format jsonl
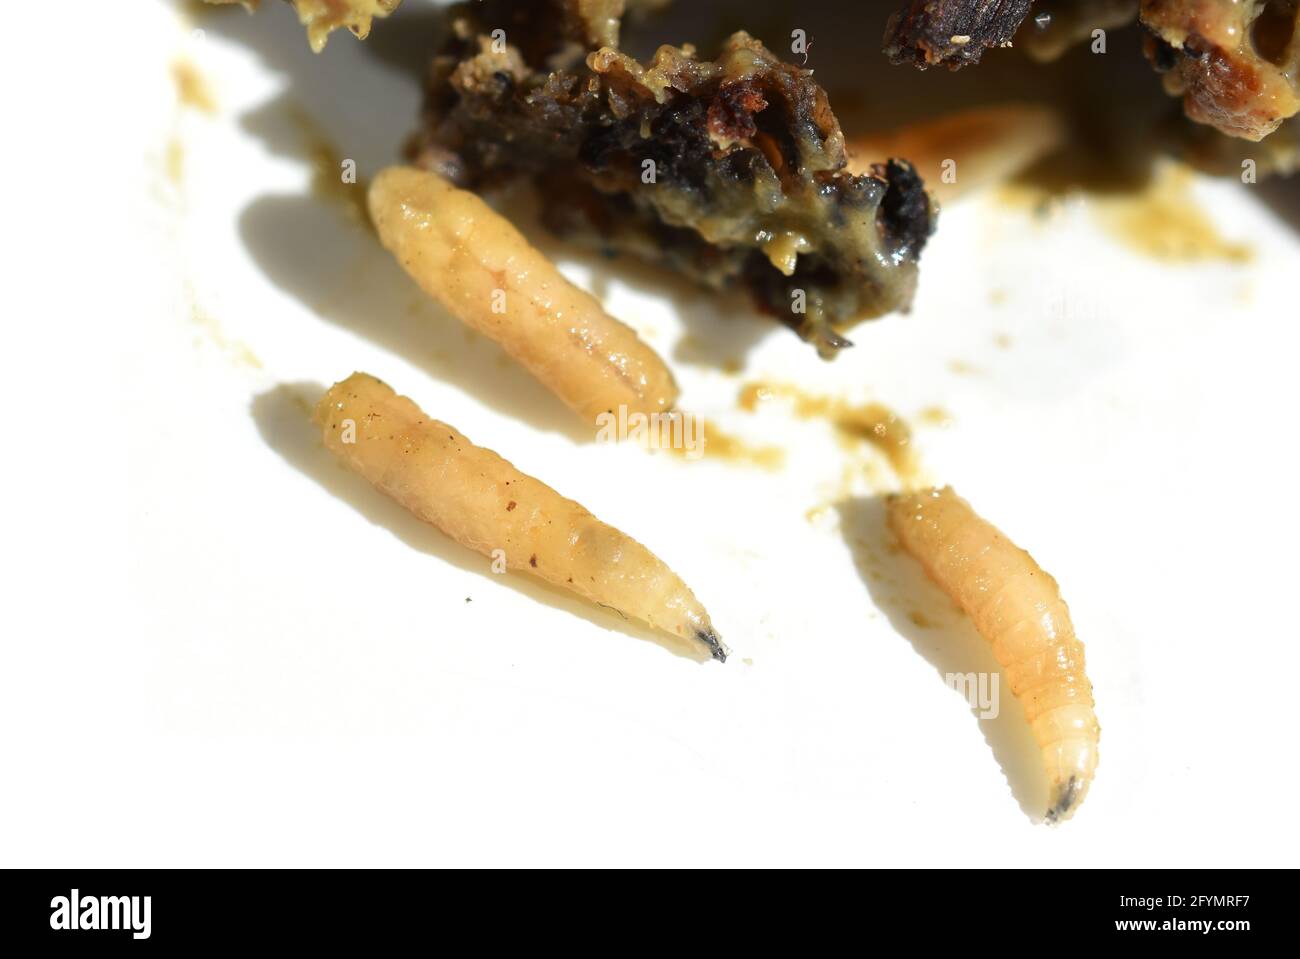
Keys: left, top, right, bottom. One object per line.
{"left": 1045, "top": 776, "right": 1082, "bottom": 824}
{"left": 697, "top": 629, "right": 729, "bottom": 663}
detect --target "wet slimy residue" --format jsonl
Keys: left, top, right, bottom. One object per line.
{"left": 1092, "top": 164, "right": 1253, "bottom": 264}
{"left": 998, "top": 161, "right": 1253, "bottom": 264}
{"left": 738, "top": 382, "right": 924, "bottom": 485}
{"left": 663, "top": 416, "right": 784, "bottom": 470}
{"left": 832, "top": 403, "right": 920, "bottom": 479}
{"left": 702, "top": 425, "right": 785, "bottom": 470}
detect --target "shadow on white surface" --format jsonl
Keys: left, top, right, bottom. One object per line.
{"left": 191, "top": 0, "right": 586, "bottom": 438}
{"left": 238, "top": 188, "right": 593, "bottom": 440}
{"left": 1257, "top": 176, "right": 1300, "bottom": 235}
{"left": 250, "top": 382, "right": 708, "bottom": 662}
{"left": 837, "top": 495, "right": 1051, "bottom": 822}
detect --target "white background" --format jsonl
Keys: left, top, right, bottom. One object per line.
{"left": 2, "top": 0, "right": 1298, "bottom": 866}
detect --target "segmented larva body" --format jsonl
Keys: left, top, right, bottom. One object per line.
{"left": 316, "top": 373, "right": 726, "bottom": 662}
{"left": 368, "top": 167, "right": 679, "bottom": 424}
{"left": 887, "top": 487, "right": 1099, "bottom": 822}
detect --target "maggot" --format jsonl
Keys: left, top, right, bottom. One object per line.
{"left": 368, "top": 166, "right": 679, "bottom": 425}
{"left": 316, "top": 372, "right": 726, "bottom": 661}
{"left": 887, "top": 486, "right": 1099, "bottom": 822}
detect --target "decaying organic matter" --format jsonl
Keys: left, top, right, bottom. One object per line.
{"left": 412, "top": 0, "right": 936, "bottom": 357}
{"left": 883, "top": 0, "right": 1035, "bottom": 69}
{"left": 884, "top": 0, "right": 1300, "bottom": 144}
{"left": 1141, "top": 0, "right": 1300, "bottom": 142}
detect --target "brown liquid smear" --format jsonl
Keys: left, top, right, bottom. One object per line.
{"left": 1092, "top": 165, "right": 1253, "bottom": 264}
{"left": 663, "top": 416, "right": 784, "bottom": 470}
{"left": 700, "top": 424, "right": 785, "bottom": 470}
{"left": 1000, "top": 161, "right": 1253, "bottom": 264}
{"left": 738, "top": 382, "right": 924, "bottom": 485}
{"left": 832, "top": 403, "right": 919, "bottom": 479}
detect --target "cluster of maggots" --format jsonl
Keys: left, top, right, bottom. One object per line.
{"left": 299, "top": 166, "right": 1103, "bottom": 823}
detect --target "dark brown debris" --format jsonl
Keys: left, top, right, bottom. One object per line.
{"left": 411, "top": 0, "right": 936, "bottom": 357}
{"left": 883, "top": 0, "right": 1035, "bottom": 69}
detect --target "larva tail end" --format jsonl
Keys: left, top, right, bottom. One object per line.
{"left": 697, "top": 628, "right": 729, "bottom": 663}
{"left": 1045, "top": 775, "right": 1088, "bottom": 824}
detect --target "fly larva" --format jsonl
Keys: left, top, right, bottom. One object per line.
{"left": 846, "top": 104, "right": 1065, "bottom": 205}
{"left": 368, "top": 166, "right": 679, "bottom": 425}
{"left": 316, "top": 373, "right": 726, "bottom": 662}
{"left": 886, "top": 487, "right": 1099, "bottom": 822}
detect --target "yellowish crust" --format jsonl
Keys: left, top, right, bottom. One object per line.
{"left": 203, "top": 0, "right": 400, "bottom": 52}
